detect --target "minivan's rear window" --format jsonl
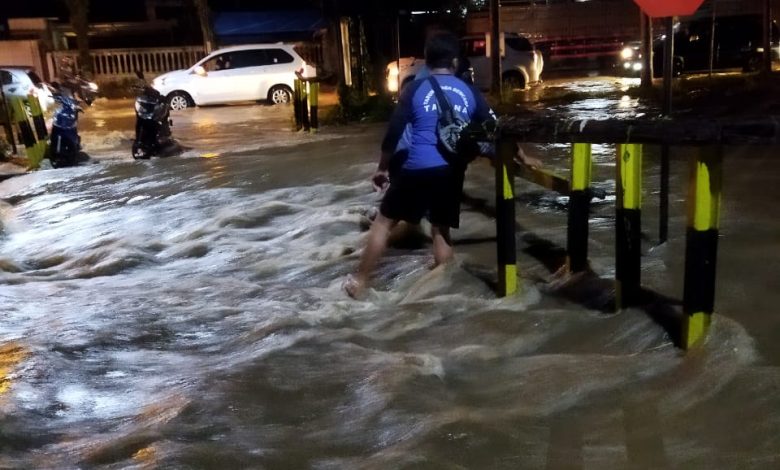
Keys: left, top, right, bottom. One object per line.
{"left": 26, "top": 70, "right": 43, "bottom": 85}
{"left": 0, "top": 70, "right": 13, "bottom": 85}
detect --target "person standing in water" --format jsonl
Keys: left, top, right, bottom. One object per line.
{"left": 344, "top": 31, "right": 540, "bottom": 298}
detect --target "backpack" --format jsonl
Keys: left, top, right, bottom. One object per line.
{"left": 427, "top": 76, "right": 480, "bottom": 167}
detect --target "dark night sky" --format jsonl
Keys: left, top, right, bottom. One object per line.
{"left": 1, "top": 1, "right": 325, "bottom": 22}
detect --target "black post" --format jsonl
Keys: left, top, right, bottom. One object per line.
{"left": 682, "top": 146, "right": 722, "bottom": 349}
{"left": 662, "top": 17, "right": 675, "bottom": 115}
{"left": 660, "top": 16, "right": 675, "bottom": 244}
{"left": 567, "top": 143, "right": 592, "bottom": 273}
{"left": 301, "top": 81, "right": 310, "bottom": 132}
{"left": 293, "top": 79, "right": 303, "bottom": 131}
{"left": 616, "top": 144, "right": 643, "bottom": 309}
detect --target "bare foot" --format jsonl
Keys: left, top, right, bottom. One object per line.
{"left": 343, "top": 274, "right": 366, "bottom": 299}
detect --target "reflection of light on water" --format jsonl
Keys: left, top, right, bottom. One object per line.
{"left": 95, "top": 119, "right": 106, "bottom": 128}
{"left": 620, "top": 77, "right": 640, "bottom": 92}
{"left": 619, "top": 95, "right": 639, "bottom": 109}
{"left": 0, "top": 342, "right": 27, "bottom": 396}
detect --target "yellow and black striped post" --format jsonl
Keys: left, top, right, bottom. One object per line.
{"left": 27, "top": 95, "right": 48, "bottom": 168}
{"left": 293, "top": 79, "right": 303, "bottom": 131}
{"left": 0, "top": 88, "right": 17, "bottom": 154}
{"left": 9, "top": 97, "right": 39, "bottom": 167}
{"left": 616, "top": 143, "right": 643, "bottom": 309}
{"left": 301, "top": 81, "right": 310, "bottom": 132}
{"left": 496, "top": 135, "right": 518, "bottom": 297}
{"left": 567, "top": 143, "right": 592, "bottom": 273}
{"left": 309, "top": 81, "right": 319, "bottom": 133}
{"left": 682, "top": 146, "right": 722, "bottom": 349}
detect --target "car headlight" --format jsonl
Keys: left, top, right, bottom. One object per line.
{"left": 88, "top": 81, "right": 99, "bottom": 91}
{"left": 621, "top": 47, "right": 635, "bottom": 60}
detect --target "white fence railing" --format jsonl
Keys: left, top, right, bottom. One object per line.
{"left": 48, "top": 46, "right": 207, "bottom": 81}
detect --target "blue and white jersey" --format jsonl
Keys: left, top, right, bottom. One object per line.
{"left": 382, "top": 74, "right": 496, "bottom": 170}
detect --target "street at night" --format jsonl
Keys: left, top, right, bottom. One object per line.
{"left": 3, "top": 1, "right": 780, "bottom": 468}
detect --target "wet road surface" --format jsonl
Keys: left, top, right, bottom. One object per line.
{"left": 1, "top": 77, "right": 780, "bottom": 468}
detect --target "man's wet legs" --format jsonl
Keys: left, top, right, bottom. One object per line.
{"left": 345, "top": 213, "right": 397, "bottom": 298}
{"left": 431, "top": 225, "right": 453, "bottom": 267}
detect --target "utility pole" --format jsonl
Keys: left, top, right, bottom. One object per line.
{"left": 763, "top": 0, "right": 772, "bottom": 74}
{"left": 640, "top": 12, "right": 653, "bottom": 88}
{"left": 193, "top": 0, "right": 215, "bottom": 54}
{"left": 489, "top": 0, "right": 502, "bottom": 101}
{"left": 64, "top": 0, "right": 92, "bottom": 77}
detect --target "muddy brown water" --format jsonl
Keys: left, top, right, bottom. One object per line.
{"left": 1, "top": 78, "right": 779, "bottom": 468}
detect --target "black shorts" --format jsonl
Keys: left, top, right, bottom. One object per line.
{"left": 380, "top": 165, "right": 464, "bottom": 228}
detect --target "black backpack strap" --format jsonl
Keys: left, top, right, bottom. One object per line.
{"left": 427, "top": 76, "right": 454, "bottom": 122}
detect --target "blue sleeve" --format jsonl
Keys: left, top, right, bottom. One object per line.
{"left": 381, "top": 80, "right": 422, "bottom": 154}
{"left": 468, "top": 84, "right": 498, "bottom": 157}
{"left": 470, "top": 84, "right": 496, "bottom": 124}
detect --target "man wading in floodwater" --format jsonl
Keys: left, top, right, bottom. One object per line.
{"left": 344, "top": 31, "right": 540, "bottom": 299}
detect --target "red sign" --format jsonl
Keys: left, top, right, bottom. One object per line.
{"left": 634, "top": 0, "right": 706, "bottom": 17}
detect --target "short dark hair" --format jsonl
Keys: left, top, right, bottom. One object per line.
{"left": 425, "top": 31, "right": 460, "bottom": 69}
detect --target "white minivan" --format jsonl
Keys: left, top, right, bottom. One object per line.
{"left": 152, "top": 44, "right": 313, "bottom": 110}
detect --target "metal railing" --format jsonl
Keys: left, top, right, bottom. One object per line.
{"left": 493, "top": 114, "right": 780, "bottom": 350}
{"left": 48, "top": 46, "right": 207, "bottom": 81}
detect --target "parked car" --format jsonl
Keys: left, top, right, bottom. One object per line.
{"left": 385, "top": 32, "right": 543, "bottom": 93}
{"left": 0, "top": 66, "right": 55, "bottom": 112}
{"left": 462, "top": 33, "right": 544, "bottom": 91}
{"left": 152, "top": 44, "right": 315, "bottom": 110}
{"left": 619, "top": 15, "right": 779, "bottom": 75}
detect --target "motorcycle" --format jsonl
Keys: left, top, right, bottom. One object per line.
{"left": 132, "top": 72, "right": 179, "bottom": 159}
{"left": 62, "top": 75, "right": 99, "bottom": 106}
{"left": 48, "top": 89, "right": 89, "bottom": 168}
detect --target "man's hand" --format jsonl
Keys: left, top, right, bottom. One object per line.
{"left": 517, "top": 144, "right": 543, "bottom": 169}
{"left": 371, "top": 170, "right": 390, "bottom": 192}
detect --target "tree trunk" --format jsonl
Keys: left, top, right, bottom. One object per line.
{"left": 65, "top": 0, "right": 92, "bottom": 77}
{"left": 194, "top": 0, "right": 215, "bottom": 54}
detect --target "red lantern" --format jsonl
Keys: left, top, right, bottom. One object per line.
{"left": 633, "top": 0, "right": 706, "bottom": 17}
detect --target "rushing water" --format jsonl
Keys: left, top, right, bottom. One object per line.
{"left": 1, "top": 79, "right": 780, "bottom": 468}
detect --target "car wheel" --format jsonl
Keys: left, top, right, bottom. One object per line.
{"left": 268, "top": 85, "right": 293, "bottom": 104}
{"left": 503, "top": 72, "right": 526, "bottom": 91}
{"left": 167, "top": 91, "right": 192, "bottom": 111}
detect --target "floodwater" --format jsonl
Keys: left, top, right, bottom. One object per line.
{"left": 1, "top": 77, "right": 779, "bottom": 468}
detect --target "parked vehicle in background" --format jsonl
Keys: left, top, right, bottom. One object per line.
{"left": 385, "top": 32, "right": 542, "bottom": 93}
{"left": 619, "top": 14, "right": 779, "bottom": 76}
{"left": 461, "top": 33, "right": 544, "bottom": 90}
{"left": 1, "top": 66, "right": 55, "bottom": 112}
{"left": 152, "top": 44, "right": 315, "bottom": 110}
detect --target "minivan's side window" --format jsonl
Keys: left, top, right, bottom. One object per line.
{"left": 202, "top": 54, "right": 232, "bottom": 72}
{"left": 231, "top": 50, "right": 270, "bottom": 68}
